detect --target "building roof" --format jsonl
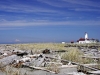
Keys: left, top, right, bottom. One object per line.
{"left": 77, "top": 38, "right": 85, "bottom": 42}
{"left": 77, "top": 38, "right": 96, "bottom": 42}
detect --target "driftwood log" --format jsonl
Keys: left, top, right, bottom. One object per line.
{"left": 0, "top": 55, "right": 18, "bottom": 68}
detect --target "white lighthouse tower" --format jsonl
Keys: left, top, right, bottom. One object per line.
{"left": 85, "top": 32, "right": 90, "bottom": 43}
{"left": 85, "top": 32, "right": 88, "bottom": 40}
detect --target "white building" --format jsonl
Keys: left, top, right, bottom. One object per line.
{"left": 62, "top": 42, "right": 65, "bottom": 44}
{"left": 77, "top": 32, "right": 97, "bottom": 44}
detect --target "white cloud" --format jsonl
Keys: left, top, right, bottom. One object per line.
{"left": 37, "top": 0, "right": 67, "bottom": 8}
{"left": 38, "top": 0, "right": 100, "bottom": 12}
{"left": 74, "top": 8, "right": 100, "bottom": 12}
{"left": 0, "top": 27, "right": 22, "bottom": 30}
{"left": 0, "top": 1, "right": 56, "bottom": 13}
{"left": 63, "top": 0, "right": 100, "bottom": 8}
{"left": 15, "top": 39, "right": 20, "bottom": 42}
{"left": 0, "top": 19, "right": 100, "bottom": 28}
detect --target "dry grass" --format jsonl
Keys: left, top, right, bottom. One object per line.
{"left": 0, "top": 65, "right": 27, "bottom": 75}
{"left": 61, "top": 47, "right": 94, "bottom": 64}
{"left": 0, "top": 63, "right": 6, "bottom": 72}
{"left": 12, "top": 43, "right": 100, "bottom": 51}
{"left": 66, "top": 43, "right": 100, "bottom": 47}
{"left": 61, "top": 47, "right": 83, "bottom": 62}
{"left": 98, "top": 47, "right": 100, "bottom": 50}
{"left": 12, "top": 43, "right": 67, "bottom": 52}
{"left": 46, "top": 63, "right": 60, "bottom": 73}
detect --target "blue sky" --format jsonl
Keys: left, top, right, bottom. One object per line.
{"left": 0, "top": 0, "right": 100, "bottom": 43}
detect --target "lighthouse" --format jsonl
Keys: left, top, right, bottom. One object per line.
{"left": 85, "top": 32, "right": 88, "bottom": 40}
